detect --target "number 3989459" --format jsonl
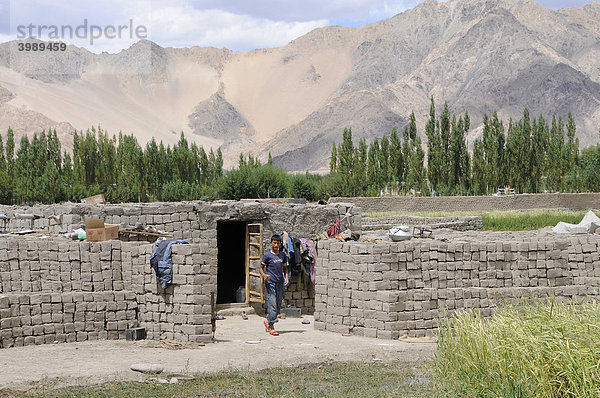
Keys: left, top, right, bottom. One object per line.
{"left": 17, "top": 42, "right": 67, "bottom": 52}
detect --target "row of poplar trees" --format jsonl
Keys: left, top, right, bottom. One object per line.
{"left": 0, "top": 127, "right": 224, "bottom": 204}
{"left": 329, "top": 98, "right": 596, "bottom": 196}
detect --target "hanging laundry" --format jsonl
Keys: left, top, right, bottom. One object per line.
{"left": 326, "top": 220, "right": 341, "bottom": 238}
{"left": 149, "top": 238, "right": 189, "bottom": 289}
{"left": 291, "top": 237, "right": 303, "bottom": 275}
{"left": 299, "top": 238, "right": 316, "bottom": 284}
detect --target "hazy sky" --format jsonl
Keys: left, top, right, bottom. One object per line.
{"left": 0, "top": 0, "right": 593, "bottom": 53}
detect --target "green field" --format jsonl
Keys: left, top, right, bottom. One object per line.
{"left": 366, "top": 209, "right": 592, "bottom": 231}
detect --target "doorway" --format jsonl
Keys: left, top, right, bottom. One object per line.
{"left": 216, "top": 221, "right": 247, "bottom": 304}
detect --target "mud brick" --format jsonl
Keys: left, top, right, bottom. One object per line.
{"left": 0, "top": 296, "right": 9, "bottom": 309}
{"left": 20, "top": 335, "right": 34, "bottom": 346}
{"left": 363, "top": 328, "right": 377, "bottom": 338}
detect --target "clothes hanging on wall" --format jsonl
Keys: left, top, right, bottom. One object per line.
{"left": 279, "top": 232, "right": 316, "bottom": 286}
{"left": 299, "top": 238, "right": 316, "bottom": 284}
{"left": 149, "top": 238, "right": 189, "bottom": 289}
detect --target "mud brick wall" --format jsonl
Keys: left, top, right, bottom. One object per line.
{"left": 133, "top": 244, "right": 216, "bottom": 343}
{"left": 0, "top": 201, "right": 361, "bottom": 244}
{"left": 0, "top": 237, "right": 213, "bottom": 348}
{"left": 0, "top": 201, "right": 360, "bottom": 316}
{"left": 331, "top": 193, "right": 600, "bottom": 213}
{"left": 362, "top": 215, "right": 483, "bottom": 231}
{"left": 314, "top": 236, "right": 600, "bottom": 339}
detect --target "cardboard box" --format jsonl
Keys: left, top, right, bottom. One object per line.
{"left": 81, "top": 193, "right": 106, "bottom": 205}
{"left": 85, "top": 219, "right": 119, "bottom": 241}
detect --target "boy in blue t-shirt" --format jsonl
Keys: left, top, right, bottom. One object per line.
{"left": 259, "top": 234, "right": 289, "bottom": 335}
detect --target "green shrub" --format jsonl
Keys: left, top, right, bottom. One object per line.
{"left": 218, "top": 164, "right": 288, "bottom": 200}
{"left": 289, "top": 173, "right": 318, "bottom": 201}
{"left": 435, "top": 301, "right": 600, "bottom": 397}
{"left": 160, "top": 180, "right": 204, "bottom": 202}
{"left": 315, "top": 173, "right": 347, "bottom": 200}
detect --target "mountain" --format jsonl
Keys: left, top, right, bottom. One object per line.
{"left": 0, "top": 0, "right": 599, "bottom": 172}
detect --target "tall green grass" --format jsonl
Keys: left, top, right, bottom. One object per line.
{"left": 434, "top": 301, "right": 600, "bottom": 397}
{"left": 366, "top": 210, "right": 591, "bottom": 231}
{"left": 481, "top": 210, "right": 589, "bottom": 231}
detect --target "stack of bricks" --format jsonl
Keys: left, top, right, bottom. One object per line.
{"left": 0, "top": 238, "right": 139, "bottom": 348}
{"left": 0, "top": 236, "right": 216, "bottom": 348}
{"left": 134, "top": 241, "right": 216, "bottom": 343}
{"left": 283, "top": 273, "right": 315, "bottom": 314}
{"left": 314, "top": 235, "right": 600, "bottom": 339}
{"left": 0, "top": 291, "right": 137, "bottom": 347}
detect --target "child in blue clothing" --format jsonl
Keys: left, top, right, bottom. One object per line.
{"left": 259, "top": 234, "right": 289, "bottom": 335}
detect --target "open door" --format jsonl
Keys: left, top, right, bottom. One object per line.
{"left": 246, "top": 223, "right": 265, "bottom": 303}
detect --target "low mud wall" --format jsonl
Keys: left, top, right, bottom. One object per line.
{"left": 0, "top": 201, "right": 361, "bottom": 243}
{"left": 314, "top": 235, "right": 600, "bottom": 339}
{"left": 362, "top": 215, "right": 482, "bottom": 231}
{"left": 331, "top": 193, "right": 600, "bottom": 213}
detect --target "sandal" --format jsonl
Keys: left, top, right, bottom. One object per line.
{"left": 264, "top": 320, "right": 271, "bottom": 332}
{"left": 269, "top": 329, "right": 279, "bottom": 336}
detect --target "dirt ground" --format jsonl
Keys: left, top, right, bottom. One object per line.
{"left": 0, "top": 315, "right": 435, "bottom": 393}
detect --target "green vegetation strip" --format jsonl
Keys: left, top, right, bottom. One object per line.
{"left": 15, "top": 362, "right": 433, "bottom": 398}
{"left": 435, "top": 301, "right": 600, "bottom": 397}
{"left": 366, "top": 209, "right": 591, "bottom": 231}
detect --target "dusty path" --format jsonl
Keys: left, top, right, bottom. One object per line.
{"left": 0, "top": 315, "right": 435, "bottom": 392}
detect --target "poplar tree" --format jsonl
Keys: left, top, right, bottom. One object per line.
{"left": 0, "top": 134, "right": 8, "bottom": 203}
{"left": 214, "top": 148, "right": 224, "bottom": 179}
{"left": 566, "top": 112, "right": 579, "bottom": 171}
{"left": 449, "top": 113, "right": 470, "bottom": 194}
{"left": 547, "top": 116, "right": 564, "bottom": 191}
{"left": 379, "top": 135, "right": 390, "bottom": 189}
{"left": 389, "top": 126, "right": 403, "bottom": 186}
{"left": 367, "top": 138, "right": 380, "bottom": 192}
{"left": 410, "top": 136, "right": 426, "bottom": 194}
{"left": 439, "top": 102, "right": 452, "bottom": 193}
{"left": 471, "top": 138, "right": 486, "bottom": 195}
{"left": 144, "top": 138, "right": 161, "bottom": 199}
{"left": 5, "top": 129, "right": 15, "bottom": 203}
{"left": 337, "top": 128, "right": 354, "bottom": 186}
{"left": 530, "top": 115, "right": 549, "bottom": 192}
{"left": 352, "top": 138, "right": 368, "bottom": 195}
{"left": 426, "top": 97, "right": 441, "bottom": 193}
{"left": 329, "top": 143, "right": 337, "bottom": 173}
{"left": 14, "top": 135, "right": 33, "bottom": 203}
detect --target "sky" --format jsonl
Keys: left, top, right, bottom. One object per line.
{"left": 0, "top": 0, "right": 594, "bottom": 53}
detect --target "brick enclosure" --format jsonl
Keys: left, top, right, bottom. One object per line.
{"left": 314, "top": 234, "right": 600, "bottom": 339}
{"left": 0, "top": 201, "right": 359, "bottom": 348}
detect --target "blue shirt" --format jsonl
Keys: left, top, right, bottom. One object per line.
{"left": 261, "top": 250, "right": 288, "bottom": 283}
